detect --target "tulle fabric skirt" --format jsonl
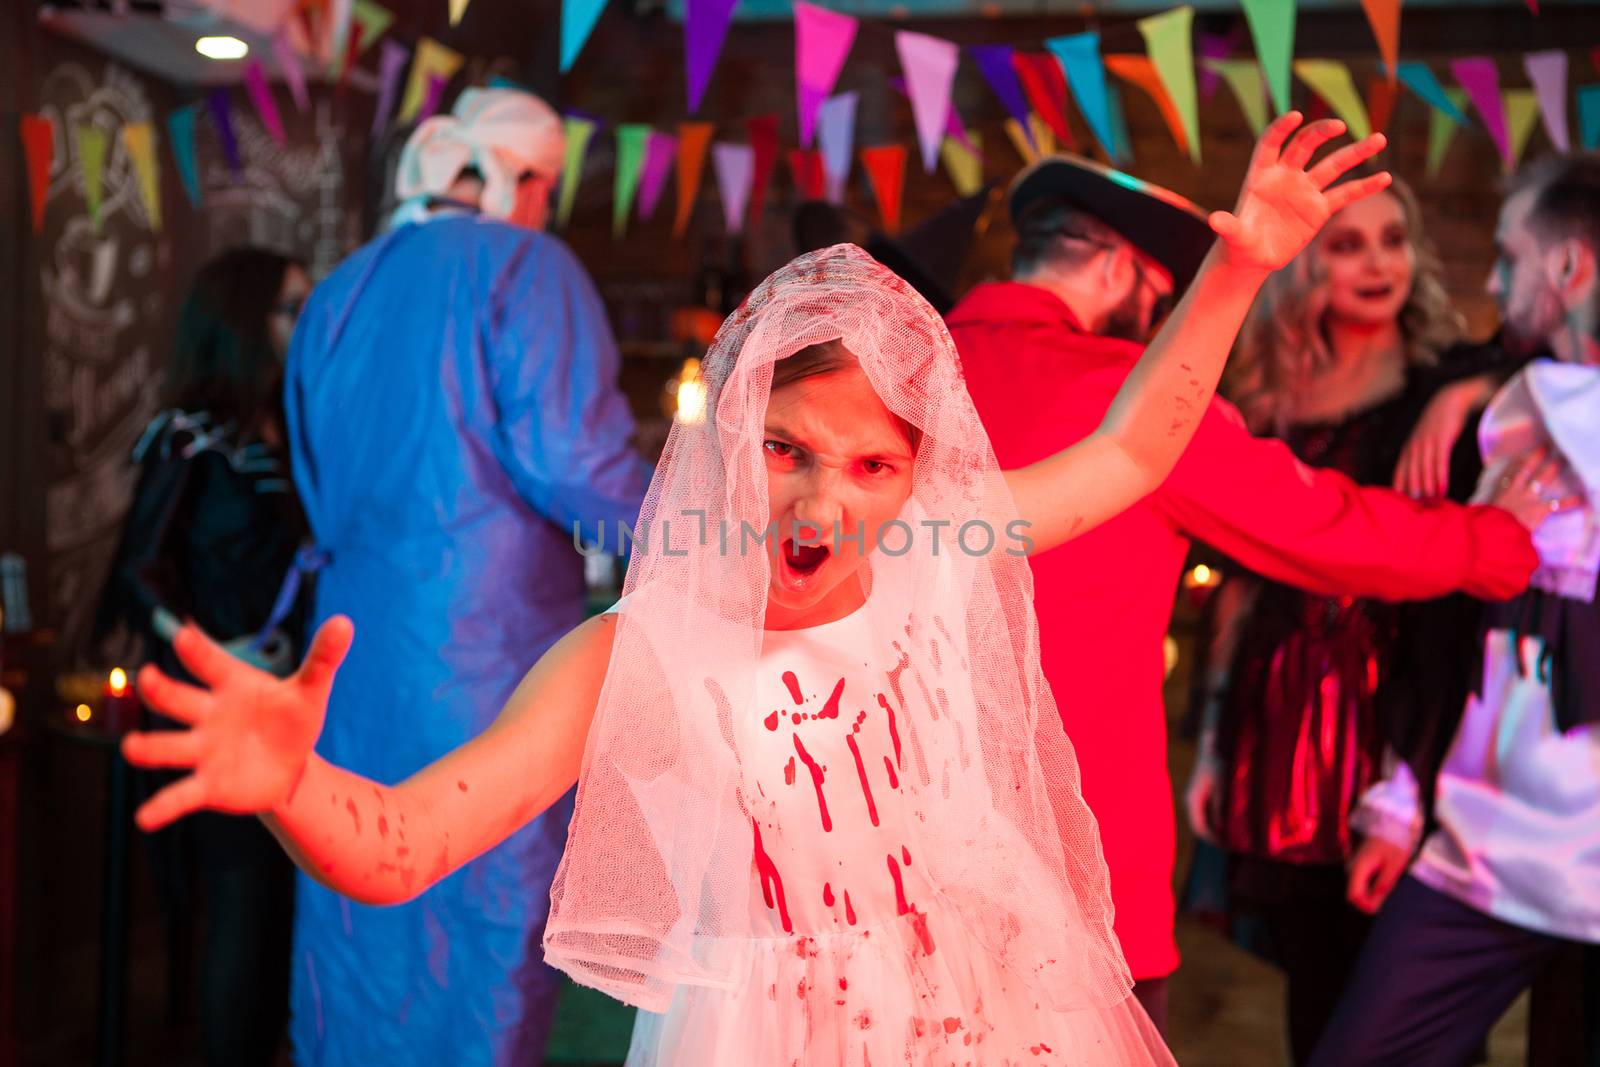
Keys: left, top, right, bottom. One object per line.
{"left": 624, "top": 905, "right": 1175, "bottom": 1066}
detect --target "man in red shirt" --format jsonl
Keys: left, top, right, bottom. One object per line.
{"left": 948, "top": 155, "right": 1541, "bottom": 1030}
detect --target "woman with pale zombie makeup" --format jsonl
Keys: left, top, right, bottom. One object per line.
{"left": 1180, "top": 176, "right": 1551, "bottom": 1064}
{"left": 126, "top": 117, "right": 1417, "bottom": 1063}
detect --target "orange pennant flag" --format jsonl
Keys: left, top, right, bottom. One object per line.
{"left": 1367, "top": 75, "right": 1400, "bottom": 134}
{"left": 1360, "top": 0, "right": 1401, "bottom": 84}
{"left": 674, "top": 121, "right": 714, "bottom": 237}
{"left": 859, "top": 145, "right": 907, "bottom": 234}
{"left": 1104, "top": 54, "right": 1189, "bottom": 157}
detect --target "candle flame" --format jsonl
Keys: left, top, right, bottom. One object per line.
{"left": 108, "top": 668, "right": 129, "bottom": 695}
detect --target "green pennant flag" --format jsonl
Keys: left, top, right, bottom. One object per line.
{"left": 1427, "top": 88, "right": 1469, "bottom": 178}
{"left": 613, "top": 124, "right": 650, "bottom": 238}
{"left": 558, "top": 116, "right": 596, "bottom": 229}
{"left": 76, "top": 125, "right": 109, "bottom": 234}
{"left": 1206, "top": 58, "right": 1269, "bottom": 136}
{"left": 1239, "top": 0, "right": 1296, "bottom": 116}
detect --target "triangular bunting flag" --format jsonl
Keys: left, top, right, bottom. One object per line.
{"left": 371, "top": 40, "right": 409, "bottom": 136}
{"left": 817, "top": 92, "right": 857, "bottom": 205}
{"left": 859, "top": 145, "right": 906, "bottom": 234}
{"left": 971, "top": 45, "right": 1032, "bottom": 147}
{"left": 400, "top": 38, "right": 462, "bottom": 123}
{"left": 336, "top": 0, "right": 393, "bottom": 77}
{"left": 167, "top": 106, "right": 202, "bottom": 206}
{"left": 557, "top": 115, "right": 596, "bottom": 229}
{"left": 686, "top": 0, "right": 738, "bottom": 113}
{"left": 747, "top": 114, "right": 779, "bottom": 230}
{"left": 272, "top": 30, "right": 310, "bottom": 113}
{"left": 637, "top": 131, "right": 677, "bottom": 220}
{"left": 1294, "top": 59, "right": 1371, "bottom": 139}
{"left": 613, "top": 124, "right": 649, "bottom": 238}
{"left": 788, "top": 148, "right": 826, "bottom": 201}
{"left": 325, "top": 0, "right": 354, "bottom": 69}
{"left": 449, "top": 0, "right": 471, "bottom": 26}
{"left": 1359, "top": 0, "right": 1401, "bottom": 84}
{"left": 1028, "top": 112, "right": 1058, "bottom": 156}
{"left": 674, "top": 121, "right": 714, "bottom": 236}
{"left": 207, "top": 88, "right": 241, "bottom": 178}
{"left": 1503, "top": 88, "right": 1540, "bottom": 171}
{"left": 1197, "top": 30, "right": 1234, "bottom": 101}
{"left": 1047, "top": 32, "right": 1118, "bottom": 158}
{"left": 1003, "top": 117, "right": 1038, "bottom": 164}
{"left": 1580, "top": 84, "right": 1600, "bottom": 150}
{"left": 1105, "top": 54, "right": 1189, "bottom": 157}
{"left": 940, "top": 131, "right": 984, "bottom": 197}
{"left": 243, "top": 60, "right": 287, "bottom": 145}
{"left": 1012, "top": 52, "right": 1075, "bottom": 149}
{"left": 1451, "top": 57, "right": 1510, "bottom": 167}
{"left": 1207, "top": 58, "right": 1269, "bottom": 136}
{"left": 712, "top": 142, "right": 755, "bottom": 235}
{"left": 1396, "top": 62, "right": 1470, "bottom": 126}
{"left": 76, "top": 125, "right": 108, "bottom": 234}
{"left": 417, "top": 74, "right": 449, "bottom": 123}
{"left": 795, "top": 2, "right": 858, "bottom": 147}
{"left": 1427, "top": 88, "right": 1469, "bottom": 178}
{"left": 1238, "top": 0, "right": 1296, "bottom": 115}
{"left": 1137, "top": 5, "right": 1201, "bottom": 162}
{"left": 1107, "top": 82, "right": 1134, "bottom": 162}
{"left": 121, "top": 122, "right": 161, "bottom": 232}
{"left": 897, "top": 31, "right": 959, "bottom": 173}
{"left": 561, "top": 0, "right": 608, "bottom": 73}
{"left": 1524, "top": 50, "right": 1569, "bottom": 152}
{"left": 20, "top": 115, "right": 53, "bottom": 234}
{"left": 1367, "top": 75, "right": 1399, "bottom": 134}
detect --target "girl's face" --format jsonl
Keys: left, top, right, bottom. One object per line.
{"left": 1316, "top": 191, "right": 1415, "bottom": 330}
{"left": 761, "top": 365, "right": 915, "bottom": 629}
{"left": 270, "top": 264, "right": 311, "bottom": 358}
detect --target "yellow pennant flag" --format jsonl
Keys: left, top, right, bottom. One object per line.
{"left": 1503, "top": 88, "right": 1540, "bottom": 171}
{"left": 1027, "top": 112, "right": 1057, "bottom": 156}
{"left": 1003, "top": 118, "right": 1037, "bottom": 164}
{"left": 1206, "top": 58, "right": 1268, "bottom": 137}
{"left": 557, "top": 116, "right": 596, "bottom": 229}
{"left": 940, "top": 132, "right": 984, "bottom": 197}
{"left": 449, "top": 0, "right": 471, "bottom": 26}
{"left": 1294, "top": 59, "right": 1371, "bottom": 140}
{"left": 121, "top": 122, "right": 162, "bottom": 232}
{"left": 399, "top": 38, "right": 463, "bottom": 122}
{"left": 1426, "top": 88, "right": 1469, "bottom": 179}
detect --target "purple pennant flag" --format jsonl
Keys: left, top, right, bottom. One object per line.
{"left": 1524, "top": 50, "right": 1570, "bottom": 152}
{"left": 816, "top": 91, "right": 857, "bottom": 204}
{"left": 416, "top": 73, "right": 448, "bottom": 122}
{"left": 712, "top": 142, "right": 755, "bottom": 234}
{"left": 1451, "top": 57, "right": 1510, "bottom": 166}
{"left": 372, "top": 40, "right": 409, "bottom": 136}
{"left": 243, "top": 60, "right": 287, "bottom": 145}
{"left": 1197, "top": 31, "right": 1233, "bottom": 101}
{"left": 637, "top": 131, "right": 677, "bottom": 219}
{"left": 686, "top": 0, "right": 739, "bottom": 113}
{"left": 207, "top": 88, "right": 242, "bottom": 177}
{"left": 970, "top": 45, "right": 1032, "bottom": 144}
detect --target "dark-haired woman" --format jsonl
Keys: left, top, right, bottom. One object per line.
{"left": 97, "top": 246, "right": 311, "bottom": 1066}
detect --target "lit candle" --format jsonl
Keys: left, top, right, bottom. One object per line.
{"left": 102, "top": 667, "right": 138, "bottom": 735}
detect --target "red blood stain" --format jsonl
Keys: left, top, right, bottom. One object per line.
{"left": 819, "top": 677, "right": 844, "bottom": 719}
{"left": 797, "top": 978, "right": 807, "bottom": 1000}
{"left": 784, "top": 757, "right": 796, "bottom": 786}
{"left": 791, "top": 713, "right": 803, "bottom": 725}
{"left": 844, "top": 890, "right": 857, "bottom": 925}
{"left": 884, "top": 756, "right": 900, "bottom": 789}
{"left": 378, "top": 816, "right": 389, "bottom": 839}
{"left": 846, "top": 734, "right": 880, "bottom": 826}
{"left": 764, "top": 710, "right": 780, "bottom": 731}
{"left": 751, "top": 820, "right": 792, "bottom": 934}
{"left": 792, "top": 734, "right": 832, "bottom": 831}
{"left": 909, "top": 906, "right": 936, "bottom": 956}
{"left": 839, "top": 977, "right": 848, "bottom": 990}
{"left": 887, "top": 854, "right": 910, "bottom": 915}
{"left": 913, "top": 1018, "right": 928, "bottom": 1037}
{"left": 823, "top": 882, "right": 835, "bottom": 907}
{"left": 902, "top": 845, "right": 912, "bottom": 866}
{"left": 875, "top": 693, "right": 903, "bottom": 768}
{"left": 854, "top": 1009, "right": 872, "bottom": 1030}
{"left": 396, "top": 846, "right": 409, "bottom": 858}
{"left": 782, "top": 670, "right": 805, "bottom": 705}
{"left": 345, "top": 798, "right": 361, "bottom": 834}
{"left": 964, "top": 1033, "right": 973, "bottom": 1046}
{"left": 456, "top": 781, "right": 468, "bottom": 792}
{"left": 943, "top": 1017, "right": 963, "bottom": 1034}
{"left": 1030, "top": 1044, "right": 1053, "bottom": 1055}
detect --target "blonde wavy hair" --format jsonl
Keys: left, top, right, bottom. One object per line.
{"left": 1225, "top": 176, "right": 1464, "bottom": 434}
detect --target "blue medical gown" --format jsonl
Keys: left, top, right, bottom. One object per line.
{"left": 283, "top": 217, "right": 649, "bottom": 1065}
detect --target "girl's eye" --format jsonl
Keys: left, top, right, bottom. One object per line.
{"left": 1382, "top": 230, "right": 1408, "bottom": 250}
{"left": 861, "top": 459, "right": 891, "bottom": 476}
{"left": 764, "top": 440, "right": 794, "bottom": 459}
{"left": 1326, "top": 236, "right": 1360, "bottom": 255}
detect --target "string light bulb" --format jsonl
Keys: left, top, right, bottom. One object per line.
{"left": 195, "top": 36, "right": 249, "bottom": 60}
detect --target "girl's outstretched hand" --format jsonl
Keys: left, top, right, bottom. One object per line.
{"left": 1210, "top": 113, "right": 1391, "bottom": 273}
{"left": 122, "top": 616, "right": 354, "bottom": 831}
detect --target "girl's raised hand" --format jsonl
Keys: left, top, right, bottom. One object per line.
{"left": 122, "top": 616, "right": 354, "bottom": 831}
{"left": 1210, "top": 113, "right": 1392, "bottom": 273}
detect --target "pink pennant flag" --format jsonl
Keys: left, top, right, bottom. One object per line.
{"left": 243, "top": 60, "right": 287, "bottom": 145}
{"left": 1451, "top": 57, "right": 1511, "bottom": 167}
{"left": 712, "top": 142, "right": 755, "bottom": 234}
{"left": 637, "top": 131, "right": 677, "bottom": 220}
{"left": 1524, "top": 49, "right": 1570, "bottom": 152}
{"left": 795, "top": 2, "right": 858, "bottom": 147}
{"left": 371, "top": 39, "right": 408, "bottom": 136}
{"left": 271, "top": 30, "right": 310, "bottom": 113}
{"left": 896, "top": 31, "right": 959, "bottom": 174}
